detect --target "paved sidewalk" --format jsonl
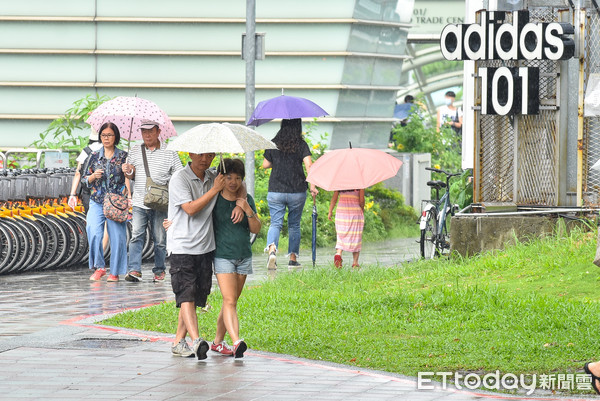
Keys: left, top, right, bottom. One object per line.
{"left": 0, "top": 238, "right": 595, "bottom": 400}
{"left": 0, "top": 238, "right": 420, "bottom": 339}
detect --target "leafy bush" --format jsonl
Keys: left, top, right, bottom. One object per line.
{"left": 29, "top": 94, "right": 112, "bottom": 167}
{"left": 365, "top": 183, "right": 418, "bottom": 232}
{"left": 32, "top": 94, "right": 112, "bottom": 152}
{"left": 450, "top": 169, "right": 474, "bottom": 210}
{"left": 391, "top": 100, "right": 472, "bottom": 207}
{"left": 391, "top": 102, "right": 461, "bottom": 174}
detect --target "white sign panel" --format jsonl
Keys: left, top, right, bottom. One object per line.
{"left": 584, "top": 74, "right": 600, "bottom": 117}
{"left": 45, "top": 152, "right": 69, "bottom": 168}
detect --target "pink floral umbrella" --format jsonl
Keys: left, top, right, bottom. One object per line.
{"left": 86, "top": 96, "right": 177, "bottom": 142}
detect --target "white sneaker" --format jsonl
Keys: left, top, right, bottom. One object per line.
{"left": 267, "top": 251, "right": 277, "bottom": 270}
{"left": 171, "top": 339, "right": 193, "bottom": 357}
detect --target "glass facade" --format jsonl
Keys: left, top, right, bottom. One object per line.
{"left": 0, "top": 0, "right": 413, "bottom": 148}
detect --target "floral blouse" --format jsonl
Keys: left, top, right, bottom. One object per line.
{"left": 82, "top": 147, "right": 128, "bottom": 204}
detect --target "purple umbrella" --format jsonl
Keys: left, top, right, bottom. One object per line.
{"left": 246, "top": 95, "right": 329, "bottom": 127}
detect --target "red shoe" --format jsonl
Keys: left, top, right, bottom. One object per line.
{"left": 107, "top": 274, "right": 119, "bottom": 282}
{"left": 89, "top": 268, "right": 106, "bottom": 281}
{"left": 153, "top": 272, "right": 166, "bottom": 282}
{"left": 334, "top": 255, "right": 342, "bottom": 268}
{"left": 210, "top": 341, "right": 234, "bottom": 356}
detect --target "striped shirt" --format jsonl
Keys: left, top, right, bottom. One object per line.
{"left": 128, "top": 142, "right": 183, "bottom": 209}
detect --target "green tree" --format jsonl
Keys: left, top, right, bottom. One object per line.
{"left": 31, "top": 93, "right": 112, "bottom": 152}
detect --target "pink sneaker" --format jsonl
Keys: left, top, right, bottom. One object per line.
{"left": 210, "top": 341, "right": 234, "bottom": 356}
{"left": 89, "top": 268, "right": 106, "bottom": 281}
{"left": 107, "top": 275, "right": 119, "bottom": 282}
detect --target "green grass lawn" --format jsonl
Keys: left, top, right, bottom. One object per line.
{"left": 103, "top": 228, "right": 600, "bottom": 391}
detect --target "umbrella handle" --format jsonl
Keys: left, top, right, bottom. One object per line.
{"left": 312, "top": 193, "right": 316, "bottom": 205}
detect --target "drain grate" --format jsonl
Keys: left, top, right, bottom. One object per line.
{"left": 60, "top": 338, "right": 144, "bottom": 349}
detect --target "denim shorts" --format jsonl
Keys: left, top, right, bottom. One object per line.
{"left": 214, "top": 257, "right": 253, "bottom": 275}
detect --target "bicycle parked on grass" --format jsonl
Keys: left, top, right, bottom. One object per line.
{"left": 419, "top": 166, "right": 462, "bottom": 259}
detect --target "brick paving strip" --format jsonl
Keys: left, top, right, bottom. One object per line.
{"left": 0, "top": 307, "right": 592, "bottom": 401}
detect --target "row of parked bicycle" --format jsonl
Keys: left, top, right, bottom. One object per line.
{"left": 0, "top": 168, "right": 155, "bottom": 275}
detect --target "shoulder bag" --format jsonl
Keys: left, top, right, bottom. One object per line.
{"left": 141, "top": 146, "right": 169, "bottom": 212}
{"left": 102, "top": 155, "right": 129, "bottom": 223}
{"left": 103, "top": 189, "right": 129, "bottom": 223}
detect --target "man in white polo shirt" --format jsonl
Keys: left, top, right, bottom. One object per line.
{"left": 166, "top": 152, "right": 245, "bottom": 359}
{"left": 122, "top": 120, "right": 183, "bottom": 283}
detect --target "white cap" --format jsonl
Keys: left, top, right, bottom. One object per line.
{"left": 89, "top": 127, "right": 99, "bottom": 141}
{"left": 140, "top": 120, "right": 160, "bottom": 130}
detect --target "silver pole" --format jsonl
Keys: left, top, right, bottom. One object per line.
{"left": 244, "top": 0, "right": 256, "bottom": 196}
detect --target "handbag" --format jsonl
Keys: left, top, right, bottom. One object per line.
{"left": 103, "top": 190, "right": 129, "bottom": 223}
{"left": 101, "top": 157, "right": 129, "bottom": 222}
{"left": 141, "top": 146, "right": 169, "bottom": 212}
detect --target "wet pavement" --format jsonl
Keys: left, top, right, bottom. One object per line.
{"left": 0, "top": 238, "right": 420, "bottom": 339}
{"left": 0, "top": 238, "right": 594, "bottom": 400}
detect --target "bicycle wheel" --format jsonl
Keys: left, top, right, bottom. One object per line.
{"left": 2, "top": 217, "right": 31, "bottom": 273}
{"left": 67, "top": 213, "right": 88, "bottom": 266}
{"left": 53, "top": 214, "right": 80, "bottom": 267}
{"left": 43, "top": 215, "right": 69, "bottom": 269}
{"left": 1, "top": 218, "right": 30, "bottom": 273}
{"left": 420, "top": 208, "right": 438, "bottom": 259}
{"left": 34, "top": 214, "right": 59, "bottom": 270}
{"left": 20, "top": 216, "right": 47, "bottom": 270}
{"left": 0, "top": 223, "right": 15, "bottom": 275}
{"left": 438, "top": 209, "right": 451, "bottom": 256}
{"left": 104, "top": 237, "right": 111, "bottom": 263}
{"left": 12, "top": 217, "right": 38, "bottom": 272}
{"left": 142, "top": 225, "right": 154, "bottom": 261}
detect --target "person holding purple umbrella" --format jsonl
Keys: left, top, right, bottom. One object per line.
{"left": 261, "top": 118, "right": 318, "bottom": 269}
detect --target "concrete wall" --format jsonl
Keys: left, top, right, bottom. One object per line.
{"left": 450, "top": 215, "right": 586, "bottom": 256}
{"left": 383, "top": 151, "right": 430, "bottom": 209}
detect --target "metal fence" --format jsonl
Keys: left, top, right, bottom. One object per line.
{"left": 476, "top": 7, "right": 561, "bottom": 205}
{"left": 583, "top": 11, "right": 600, "bottom": 206}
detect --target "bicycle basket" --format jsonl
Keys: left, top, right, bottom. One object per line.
{"left": 47, "top": 175, "right": 62, "bottom": 200}
{"left": 13, "top": 177, "right": 29, "bottom": 201}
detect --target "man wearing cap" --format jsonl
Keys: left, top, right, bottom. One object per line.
{"left": 122, "top": 120, "right": 183, "bottom": 283}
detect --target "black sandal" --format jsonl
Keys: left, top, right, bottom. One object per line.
{"left": 584, "top": 362, "right": 600, "bottom": 394}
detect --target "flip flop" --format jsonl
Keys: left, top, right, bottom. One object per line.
{"left": 584, "top": 362, "right": 600, "bottom": 394}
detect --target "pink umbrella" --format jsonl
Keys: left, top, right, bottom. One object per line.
{"left": 306, "top": 147, "right": 403, "bottom": 191}
{"left": 86, "top": 96, "right": 177, "bottom": 142}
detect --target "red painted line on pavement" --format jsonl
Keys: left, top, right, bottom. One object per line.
{"left": 244, "top": 351, "right": 416, "bottom": 384}
{"left": 243, "top": 352, "right": 594, "bottom": 401}
{"left": 59, "top": 302, "right": 174, "bottom": 343}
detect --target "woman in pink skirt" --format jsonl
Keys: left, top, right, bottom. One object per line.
{"left": 328, "top": 189, "right": 365, "bottom": 268}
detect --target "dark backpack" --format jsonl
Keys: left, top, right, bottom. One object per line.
{"left": 77, "top": 146, "right": 93, "bottom": 196}
{"left": 451, "top": 109, "right": 462, "bottom": 136}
